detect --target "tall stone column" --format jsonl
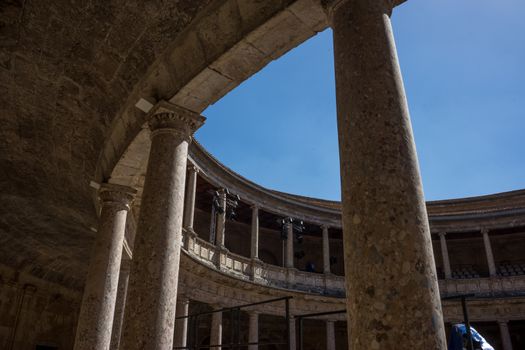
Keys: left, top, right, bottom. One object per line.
{"left": 215, "top": 189, "right": 227, "bottom": 248}
{"left": 174, "top": 296, "right": 190, "bottom": 349}
{"left": 326, "top": 0, "right": 446, "bottom": 348}
{"left": 74, "top": 184, "right": 136, "bottom": 350}
{"left": 498, "top": 320, "right": 514, "bottom": 350}
{"left": 322, "top": 225, "right": 331, "bottom": 274}
{"left": 439, "top": 232, "right": 452, "bottom": 279}
{"left": 183, "top": 165, "right": 198, "bottom": 233}
{"left": 482, "top": 228, "right": 497, "bottom": 277}
{"left": 285, "top": 220, "right": 294, "bottom": 268}
{"left": 110, "top": 258, "right": 131, "bottom": 350}
{"left": 251, "top": 205, "right": 260, "bottom": 260}
{"left": 120, "top": 102, "right": 205, "bottom": 350}
{"left": 248, "top": 311, "right": 259, "bottom": 350}
{"left": 210, "top": 308, "right": 223, "bottom": 349}
{"left": 326, "top": 320, "right": 336, "bottom": 350}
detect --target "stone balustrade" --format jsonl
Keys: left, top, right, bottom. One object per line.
{"left": 440, "top": 275, "right": 525, "bottom": 297}
{"left": 184, "top": 229, "right": 525, "bottom": 302}
{"left": 183, "top": 230, "right": 346, "bottom": 297}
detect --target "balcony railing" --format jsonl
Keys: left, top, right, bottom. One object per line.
{"left": 182, "top": 230, "right": 346, "bottom": 297}
{"left": 182, "top": 230, "right": 525, "bottom": 299}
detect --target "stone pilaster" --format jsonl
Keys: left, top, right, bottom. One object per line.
{"left": 439, "top": 232, "right": 452, "bottom": 279}
{"left": 120, "top": 101, "right": 205, "bottom": 350}
{"left": 482, "top": 228, "right": 497, "bottom": 277}
{"left": 326, "top": 0, "right": 446, "bottom": 348}
{"left": 183, "top": 165, "right": 198, "bottom": 233}
{"left": 322, "top": 225, "right": 331, "bottom": 274}
{"left": 74, "top": 183, "right": 136, "bottom": 350}
{"left": 174, "top": 296, "right": 190, "bottom": 349}
{"left": 248, "top": 311, "right": 259, "bottom": 350}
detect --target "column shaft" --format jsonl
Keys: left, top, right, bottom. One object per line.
{"left": 121, "top": 105, "right": 204, "bottom": 350}
{"left": 174, "top": 296, "right": 190, "bottom": 349}
{"left": 74, "top": 184, "right": 135, "bottom": 350}
{"left": 329, "top": 0, "right": 446, "bottom": 348}
{"left": 322, "top": 226, "right": 331, "bottom": 274}
{"left": 210, "top": 310, "right": 222, "bottom": 349}
{"left": 286, "top": 221, "right": 294, "bottom": 268}
{"left": 326, "top": 321, "right": 336, "bottom": 350}
{"left": 287, "top": 317, "right": 296, "bottom": 350}
{"left": 215, "top": 189, "right": 227, "bottom": 248}
{"left": 248, "top": 312, "right": 259, "bottom": 350}
{"left": 183, "top": 165, "right": 198, "bottom": 232}
{"left": 251, "top": 206, "right": 260, "bottom": 260}
{"left": 110, "top": 259, "right": 131, "bottom": 350}
{"left": 482, "top": 229, "right": 497, "bottom": 277}
{"left": 498, "top": 320, "right": 514, "bottom": 350}
{"left": 209, "top": 204, "right": 217, "bottom": 243}
{"left": 439, "top": 232, "right": 452, "bottom": 279}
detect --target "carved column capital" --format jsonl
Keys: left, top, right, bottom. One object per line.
{"left": 187, "top": 163, "right": 199, "bottom": 174}
{"left": 147, "top": 101, "right": 205, "bottom": 139}
{"left": 98, "top": 183, "right": 137, "bottom": 210}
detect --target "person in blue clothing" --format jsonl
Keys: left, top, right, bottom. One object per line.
{"left": 448, "top": 324, "right": 494, "bottom": 350}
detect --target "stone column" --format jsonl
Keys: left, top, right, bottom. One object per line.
{"left": 326, "top": 0, "right": 446, "bottom": 348}
{"left": 74, "top": 184, "right": 136, "bottom": 350}
{"left": 322, "top": 225, "right": 331, "bottom": 274}
{"left": 251, "top": 205, "right": 260, "bottom": 260}
{"left": 285, "top": 220, "right": 294, "bottom": 268}
{"left": 289, "top": 316, "right": 296, "bottom": 350}
{"left": 209, "top": 202, "right": 217, "bottom": 243}
{"left": 498, "top": 320, "right": 514, "bottom": 350}
{"left": 183, "top": 165, "right": 198, "bottom": 233}
{"left": 110, "top": 258, "right": 131, "bottom": 350}
{"left": 120, "top": 102, "right": 205, "bottom": 350}
{"left": 326, "top": 320, "right": 336, "bottom": 350}
{"left": 174, "top": 296, "right": 190, "bottom": 349}
{"left": 482, "top": 228, "right": 497, "bottom": 277}
{"left": 215, "top": 189, "right": 227, "bottom": 249}
{"left": 210, "top": 308, "right": 223, "bottom": 349}
{"left": 439, "top": 232, "right": 452, "bottom": 279}
{"left": 248, "top": 311, "right": 259, "bottom": 350}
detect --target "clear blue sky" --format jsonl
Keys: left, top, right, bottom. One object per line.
{"left": 196, "top": 0, "right": 525, "bottom": 201}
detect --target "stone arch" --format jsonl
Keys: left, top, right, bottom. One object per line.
{"left": 100, "top": 0, "right": 328, "bottom": 189}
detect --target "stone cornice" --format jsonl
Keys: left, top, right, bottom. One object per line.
{"left": 189, "top": 141, "right": 525, "bottom": 233}
{"left": 189, "top": 141, "right": 343, "bottom": 227}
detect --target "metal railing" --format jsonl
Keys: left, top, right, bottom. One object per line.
{"left": 174, "top": 296, "right": 292, "bottom": 350}
{"left": 295, "top": 309, "right": 346, "bottom": 350}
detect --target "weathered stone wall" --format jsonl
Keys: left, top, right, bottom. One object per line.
{"left": 0, "top": 265, "right": 80, "bottom": 350}
{"left": 0, "top": 0, "right": 215, "bottom": 291}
